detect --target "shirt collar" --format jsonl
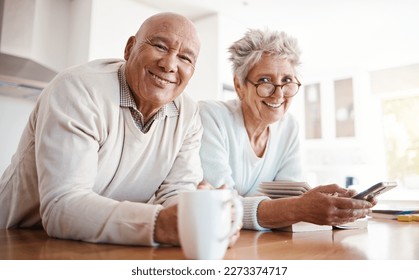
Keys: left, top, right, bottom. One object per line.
{"left": 118, "top": 64, "right": 179, "bottom": 132}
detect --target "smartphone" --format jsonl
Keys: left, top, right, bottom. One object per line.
{"left": 352, "top": 181, "right": 397, "bottom": 200}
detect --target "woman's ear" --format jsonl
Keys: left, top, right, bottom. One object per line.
{"left": 233, "top": 76, "right": 244, "bottom": 100}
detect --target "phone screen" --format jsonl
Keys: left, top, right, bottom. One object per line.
{"left": 352, "top": 182, "right": 397, "bottom": 200}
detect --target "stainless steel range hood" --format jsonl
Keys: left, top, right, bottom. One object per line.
{"left": 0, "top": 0, "right": 57, "bottom": 100}
{"left": 0, "top": 52, "right": 57, "bottom": 100}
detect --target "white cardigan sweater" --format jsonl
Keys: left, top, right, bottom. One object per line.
{"left": 199, "top": 99, "right": 303, "bottom": 230}
{"left": 0, "top": 59, "right": 203, "bottom": 245}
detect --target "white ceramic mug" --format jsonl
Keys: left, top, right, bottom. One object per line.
{"left": 178, "top": 189, "right": 243, "bottom": 260}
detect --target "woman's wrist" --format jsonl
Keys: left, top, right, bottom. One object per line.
{"left": 257, "top": 197, "right": 302, "bottom": 228}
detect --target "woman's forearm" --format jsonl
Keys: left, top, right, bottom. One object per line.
{"left": 257, "top": 197, "right": 303, "bottom": 229}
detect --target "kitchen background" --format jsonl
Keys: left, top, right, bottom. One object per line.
{"left": 1, "top": 0, "right": 419, "bottom": 204}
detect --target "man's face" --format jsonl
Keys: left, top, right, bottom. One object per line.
{"left": 124, "top": 14, "right": 200, "bottom": 115}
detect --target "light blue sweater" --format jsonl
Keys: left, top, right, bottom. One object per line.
{"left": 199, "top": 99, "right": 303, "bottom": 230}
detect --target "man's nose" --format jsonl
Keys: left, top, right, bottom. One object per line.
{"left": 158, "top": 53, "right": 178, "bottom": 73}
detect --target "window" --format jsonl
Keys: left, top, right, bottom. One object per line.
{"left": 304, "top": 83, "right": 322, "bottom": 139}
{"left": 301, "top": 66, "right": 419, "bottom": 203}
{"left": 334, "top": 78, "right": 355, "bottom": 138}
{"left": 371, "top": 64, "right": 419, "bottom": 201}
{"left": 382, "top": 95, "right": 419, "bottom": 187}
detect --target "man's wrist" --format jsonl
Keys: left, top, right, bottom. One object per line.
{"left": 154, "top": 205, "right": 179, "bottom": 246}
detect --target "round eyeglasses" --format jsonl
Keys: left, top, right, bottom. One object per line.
{"left": 245, "top": 78, "right": 301, "bottom": 98}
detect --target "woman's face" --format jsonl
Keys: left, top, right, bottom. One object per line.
{"left": 236, "top": 54, "right": 298, "bottom": 126}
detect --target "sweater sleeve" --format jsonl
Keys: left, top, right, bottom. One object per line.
{"left": 199, "top": 101, "right": 235, "bottom": 188}
{"left": 241, "top": 196, "right": 271, "bottom": 231}
{"left": 199, "top": 101, "right": 270, "bottom": 231}
{"left": 35, "top": 70, "right": 162, "bottom": 246}
{"left": 153, "top": 96, "right": 204, "bottom": 207}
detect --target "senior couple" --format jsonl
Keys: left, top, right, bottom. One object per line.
{"left": 0, "top": 12, "right": 374, "bottom": 247}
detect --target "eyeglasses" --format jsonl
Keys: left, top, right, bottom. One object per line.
{"left": 245, "top": 78, "right": 301, "bottom": 98}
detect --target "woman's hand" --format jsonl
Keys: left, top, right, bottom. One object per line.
{"left": 258, "top": 184, "right": 375, "bottom": 229}
{"left": 297, "top": 184, "right": 374, "bottom": 225}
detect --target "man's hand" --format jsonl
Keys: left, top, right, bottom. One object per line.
{"left": 197, "top": 181, "right": 242, "bottom": 248}
{"left": 154, "top": 205, "right": 179, "bottom": 246}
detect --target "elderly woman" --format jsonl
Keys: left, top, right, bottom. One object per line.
{"left": 199, "top": 29, "right": 375, "bottom": 231}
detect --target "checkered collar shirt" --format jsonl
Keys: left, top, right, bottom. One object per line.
{"left": 118, "top": 64, "right": 179, "bottom": 133}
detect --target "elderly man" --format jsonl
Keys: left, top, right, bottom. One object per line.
{"left": 0, "top": 12, "right": 202, "bottom": 246}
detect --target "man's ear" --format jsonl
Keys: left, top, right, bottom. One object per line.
{"left": 124, "top": 36, "right": 136, "bottom": 60}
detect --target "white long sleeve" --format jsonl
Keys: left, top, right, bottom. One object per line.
{"left": 199, "top": 99, "right": 303, "bottom": 230}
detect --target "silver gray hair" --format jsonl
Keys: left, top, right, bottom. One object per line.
{"left": 228, "top": 28, "right": 301, "bottom": 86}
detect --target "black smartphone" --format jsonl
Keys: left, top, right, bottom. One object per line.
{"left": 352, "top": 181, "right": 397, "bottom": 200}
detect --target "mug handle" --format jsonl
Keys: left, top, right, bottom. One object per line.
{"left": 221, "top": 197, "right": 243, "bottom": 241}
